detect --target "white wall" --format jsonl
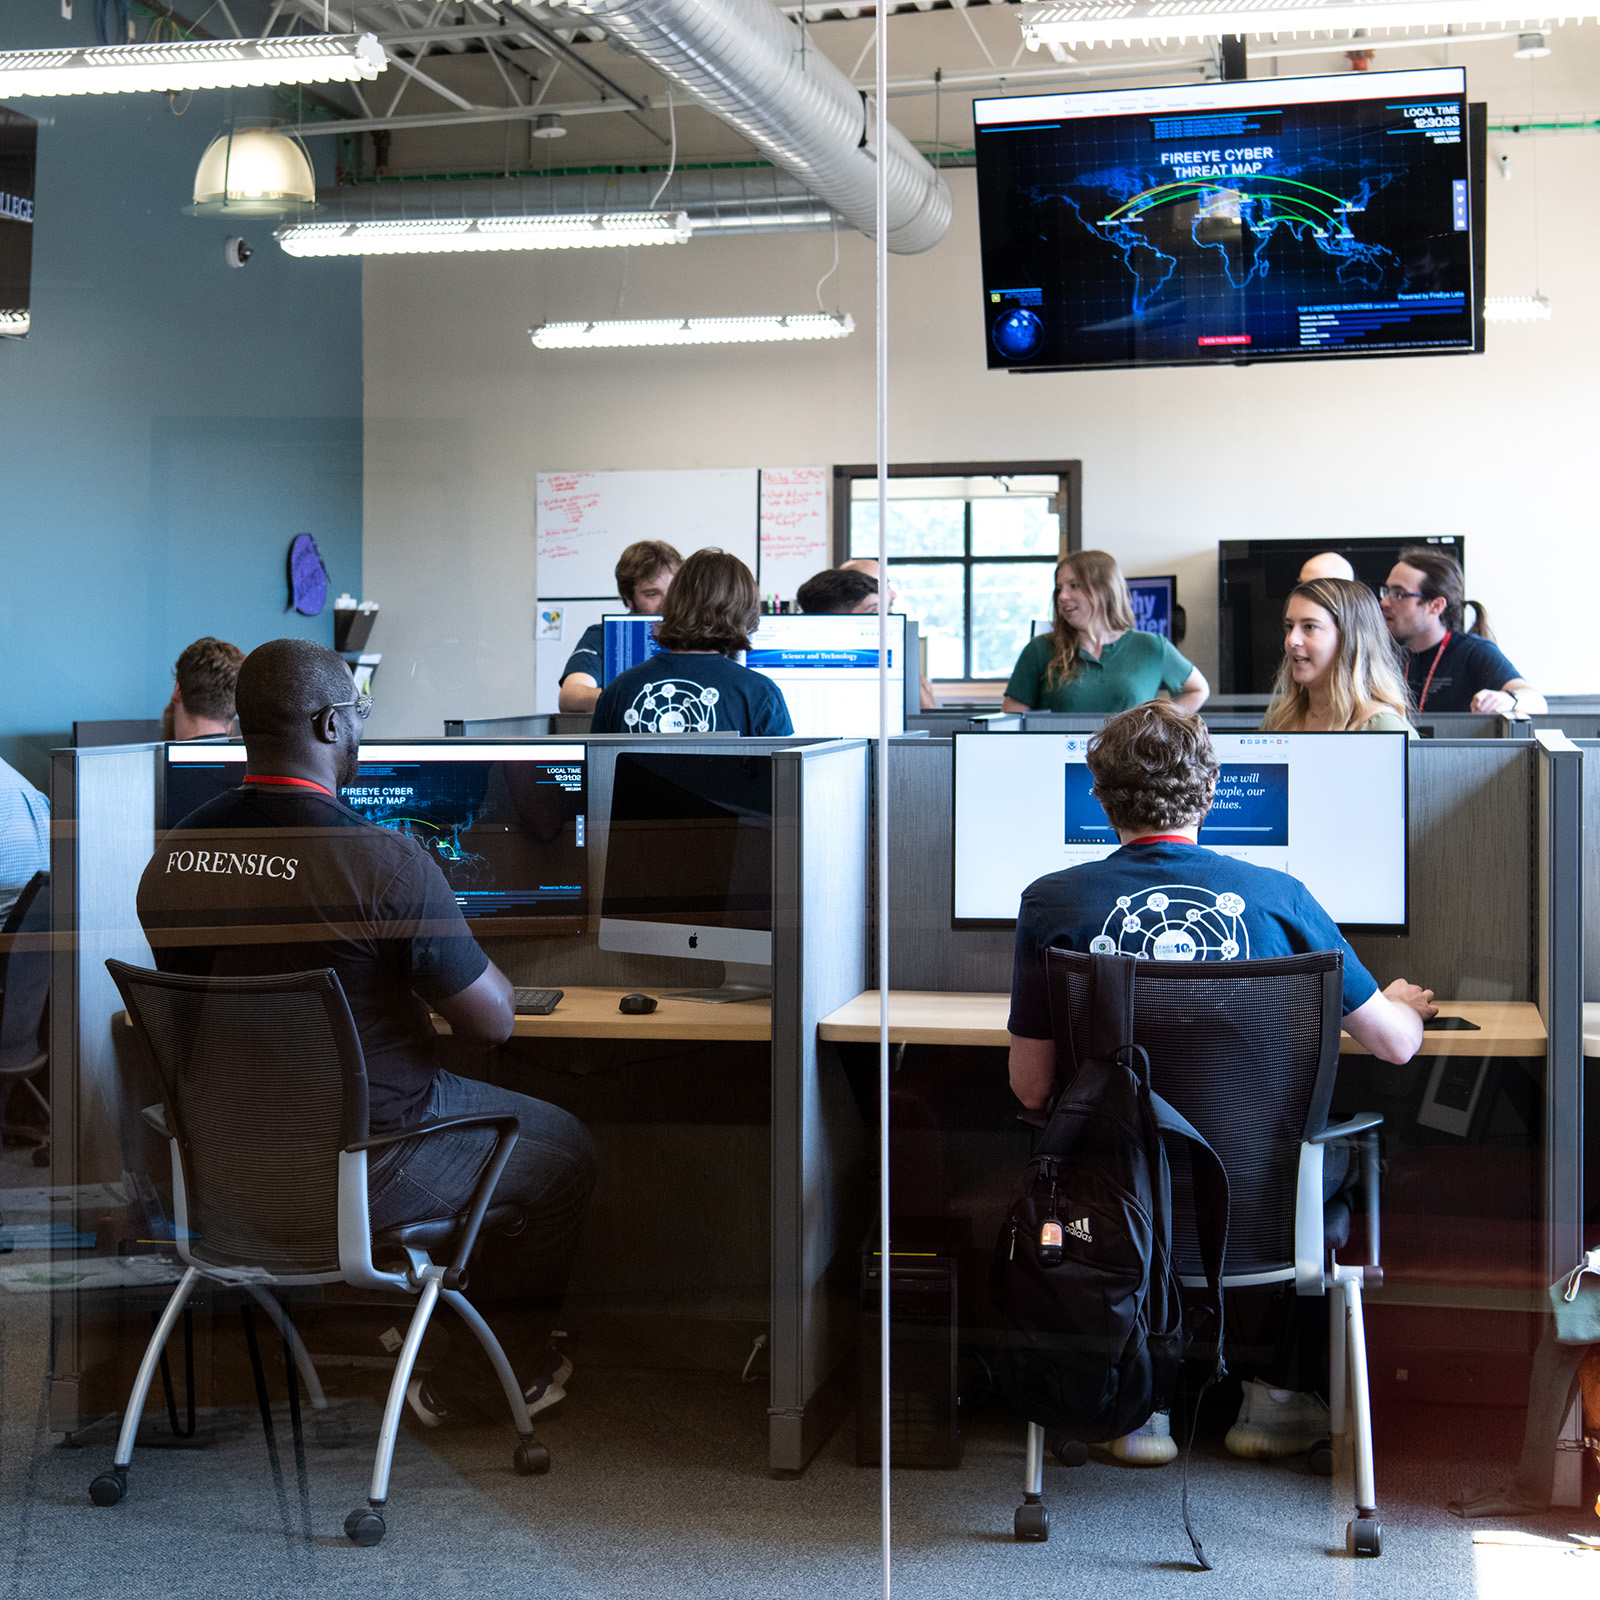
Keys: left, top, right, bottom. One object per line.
{"left": 363, "top": 54, "right": 1600, "bottom": 737}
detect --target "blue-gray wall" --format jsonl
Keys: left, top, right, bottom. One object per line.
{"left": 0, "top": 4, "right": 362, "bottom": 787}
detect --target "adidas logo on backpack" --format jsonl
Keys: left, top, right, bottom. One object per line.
{"left": 1063, "top": 1216, "right": 1092, "bottom": 1244}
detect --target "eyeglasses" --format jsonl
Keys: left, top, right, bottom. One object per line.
{"left": 1377, "top": 586, "right": 1425, "bottom": 603}
{"left": 317, "top": 693, "right": 374, "bottom": 722}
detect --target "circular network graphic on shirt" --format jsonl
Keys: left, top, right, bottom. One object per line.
{"left": 623, "top": 681, "right": 720, "bottom": 734}
{"left": 1088, "top": 884, "right": 1250, "bottom": 962}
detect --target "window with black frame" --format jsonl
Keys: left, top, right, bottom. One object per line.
{"left": 842, "top": 469, "right": 1075, "bottom": 683}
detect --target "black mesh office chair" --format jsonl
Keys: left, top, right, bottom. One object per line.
{"left": 0, "top": 873, "right": 51, "bottom": 1165}
{"left": 1014, "top": 948, "right": 1385, "bottom": 1558}
{"left": 97, "top": 961, "right": 550, "bottom": 1547}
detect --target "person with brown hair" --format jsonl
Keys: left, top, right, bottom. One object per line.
{"left": 1005, "top": 701, "right": 1434, "bottom": 1467}
{"left": 1379, "top": 548, "right": 1545, "bottom": 716}
{"left": 163, "top": 636, "right": 245, "bottom": 740}
{"left": 589, "top": 549, "right": 793, "bottom": 735}
{"left": 1262, "top": 578, "right": 1415, "bottom": 735}
{"left": 557, "top": 539, "right": 683, "bottom": 714}
{"left": 1001, "top": 551, "right": 1207, "bottom": 715}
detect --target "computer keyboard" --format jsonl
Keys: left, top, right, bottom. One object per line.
{"left": 513, "top": 987, "right": 564, "bottom": 1016}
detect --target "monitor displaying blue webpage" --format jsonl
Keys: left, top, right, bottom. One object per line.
{"left": 163, "top": 743, "right": 588, "bottom": 928}
{"left": 603, "top": 613, "right": 906, "bottom": 737}
{"left": 953, "top": 730, "right": 1407, "bottom": 931}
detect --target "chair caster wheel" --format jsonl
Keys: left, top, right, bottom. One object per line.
{"left": 345, "top": 1508, "right": 386, "bottom": 1547}
{"left": 1307, "top": 1438, "right": 1334, "bottom": 1477}
{"left": 514, "top": 1441, "right": 551, "bottom": 1476}
{"left": 1054, "top": 1438, "right": 1089, "bottom": 1468}
{"left": 1347, "top": 1518, "right": 1382, "bottom": 1558}
{"left": 1014, "top": 1501, "right": 1049, "bottom": 1542}
{"left": 89, "top": 1469, "right": 127, "bottom": 1506}
{"left": 314, "top": 1415, "right": 352, "bottom": 1448}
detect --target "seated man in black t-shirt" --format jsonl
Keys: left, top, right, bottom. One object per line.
{"left": 138, "top": 639, "right": 596, "bottom": 1426}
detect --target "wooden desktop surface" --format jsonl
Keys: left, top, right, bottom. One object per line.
{"left": 816, "top": 992, "right": 1547, "bottom": 1057}
{"left": 432, "top": 986, "right": 771, "bottom": 1042}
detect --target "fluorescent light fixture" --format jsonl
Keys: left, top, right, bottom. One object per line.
{"left": 0, "top": 33, "right": 386, "bottom": 97}
{"left": 1018, "top": 2, "right": 1599, "bottom": 48}
{"left": 529, "top": 313, "right": 855, "bottom": 349}
{"left": 0, "top": 310, "right": 28, "bottom": 338}
{"left": 1483, "top": 294, "right": 1552, "bottom": 322}
{"left": 276, "top": 211, "right": 693, "bottom": 256}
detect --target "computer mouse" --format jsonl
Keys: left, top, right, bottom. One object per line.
{"left": 618, "top": 992, "right": 658, "bottom": 1015}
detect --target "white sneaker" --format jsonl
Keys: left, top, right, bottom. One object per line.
{"left": 1225, "top": 1378, "right": 1329, "bottom": 1458}
{"left": 1098, "top": 1409, "right": 1178, "bottom": 1467}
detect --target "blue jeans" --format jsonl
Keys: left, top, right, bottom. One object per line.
{"left": 367, "top": 1070, "right": 597, "bottom": 1316}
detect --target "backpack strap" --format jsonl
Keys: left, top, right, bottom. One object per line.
{"left": 1149, "top": 1092, "right": 1230, "bottom": 1363}
{"left": 1087, "top": 951, "right": 1138, "bottom": 1063}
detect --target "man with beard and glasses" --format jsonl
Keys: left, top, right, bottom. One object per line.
{"left": 136, "top": 638, "right": 596, "bottom": 1428}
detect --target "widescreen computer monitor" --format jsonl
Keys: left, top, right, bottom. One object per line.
{"left": 952, "top": 730, "right": 1407, "bottom": 933}
{"left": 1031, "top": 576, "right": 1177, "bottom": 643}
{"left": 975, "top": 68, "right": 1480, "bottom": 371}
{"left": 1219, "top": 534, "right": 1465, "bottom": 694}
{"left": 599, "top": 751, "right": 773, "bottom": 1001}
{"left": 163, "top": 742, "right": 588, "bottom": 934}
{"left": 603, "top": 613, "right": 907, "bottom": 737}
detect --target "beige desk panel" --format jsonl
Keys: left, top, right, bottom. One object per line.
{"left": 433, "top": 986, "right": 771, "bottom": 1043}
{"left": 817, "top": 993, "right": 1545, "bottom": 1057}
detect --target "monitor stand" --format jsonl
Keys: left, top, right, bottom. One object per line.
{"left": 670, "top": 962, "right": 772, "bottom": 1005}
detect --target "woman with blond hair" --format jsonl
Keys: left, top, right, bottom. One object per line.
{"left": 1262, "top": 577, "right": 1415, "bottom": 735}
{"left": 1002, "top": 550, "right": 1208, "bottom": 715}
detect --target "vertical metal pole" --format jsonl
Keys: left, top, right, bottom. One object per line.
{"left": 875, "top": 8, "right": 891, "bottom": 1598}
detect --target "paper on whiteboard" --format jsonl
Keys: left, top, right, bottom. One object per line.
{"left": 758, "top": 467, "right": 829, "bottom": 605}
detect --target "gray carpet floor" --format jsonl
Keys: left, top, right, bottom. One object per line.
{"left": 0, "top": 1283, "right": 1594, "bottom": 1600}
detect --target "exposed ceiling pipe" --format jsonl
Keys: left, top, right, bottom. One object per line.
{"left": 315, "top": 168, "right": 841, "bottom": 235}
{"left": 542, "top": 0, "right": 951, "bottom": 254}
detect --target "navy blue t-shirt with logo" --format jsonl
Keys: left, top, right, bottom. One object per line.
{"left": 1404, "top": 631, "right": 1520, "bottom": 714}
{"left": 136, "top": 784, "right": 488, "bottom": 1129}
{"left": 560, "top": 621, "right": 605, "bottom": 687}
{"left": 1008, "top": 839, "right": 1379, "bottom": 1040}
{"left": 591, "top": 651, "right": 793, "bottom": 736}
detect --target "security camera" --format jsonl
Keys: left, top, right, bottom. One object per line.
{"left": 224, "top": 236, "right": 253, "bottom": 269}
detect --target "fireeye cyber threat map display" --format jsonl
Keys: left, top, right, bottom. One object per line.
{"left": 975, "top": 68, "right": 1474, "bottom": 371}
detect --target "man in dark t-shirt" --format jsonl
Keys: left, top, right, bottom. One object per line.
{"left": 1007, "top": 704, "right": 1435, "bottom": 1469}
{"left": 557, "top": 539, "right": 681, "bottom": 715}
{"left": 138, "top": 639, "right": 596, "bottom": 1427}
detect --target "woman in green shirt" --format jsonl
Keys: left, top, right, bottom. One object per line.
{"left": 1262, "top": 577, "right": 1417, "bottom": 736}
{"left": 1002, "top": 551, "right": 1209, "bottom": 715}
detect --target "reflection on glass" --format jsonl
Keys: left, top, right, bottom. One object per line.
{"left": 851, "top": 499, "right": 964, "bottom": 559}
{"left": 892, "top": 562, "right": 965, "bottom": 678}
{"left": 972, "top": 562, "right": 1056, "bottom": 678}
{"left": 971, "top": 497, "right": 1058, "bottom": 557}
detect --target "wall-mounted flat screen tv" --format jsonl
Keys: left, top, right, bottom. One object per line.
{"left": 0, "top": 108, "right": 36, "bottom": 340}
{"left": 975, "top": 68, "right": 1482, "bottom": 372}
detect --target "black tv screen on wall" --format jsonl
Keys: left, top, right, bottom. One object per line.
{"left": 0, "top": 107, "right": 36, "bottom": 340}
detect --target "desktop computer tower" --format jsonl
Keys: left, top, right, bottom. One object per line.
{"left": 856, "top": 1250, "right": 961, "bottom": 1468}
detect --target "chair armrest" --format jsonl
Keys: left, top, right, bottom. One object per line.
{"left": 346, "top": 1113, "right": 521, "bottom": 1291}
{"left": 141, "top": 1103, "right": 172, "bottom": 1139}
{"left": 1310, "top": 1111, "right": 1384, "bottom": 1144}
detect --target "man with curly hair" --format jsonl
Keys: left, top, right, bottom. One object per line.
{"left": 1005, "top": 701, "right": 1435, "bottom": 1468}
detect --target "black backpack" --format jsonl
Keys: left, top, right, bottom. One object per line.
{"left": 991, "top": 952, "right": 1230, "bottom": 1449}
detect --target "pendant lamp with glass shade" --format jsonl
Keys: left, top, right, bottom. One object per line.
{"left": 189, "top": 127, "right": 316, "bottom": 216}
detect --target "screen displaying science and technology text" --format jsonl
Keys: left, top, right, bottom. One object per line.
{"left": 975, "top": 68, "right": 1474, "bottom": 370}
{"left": 603, "top": 613, "right": 906, "bottom": 738}
{"left": 953, "top": 731, "right": 1407, "bottom": 931}
{"left": 164, "top": 743, "right": 588, "bottom": 927}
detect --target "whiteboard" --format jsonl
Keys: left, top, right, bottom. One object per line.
{"left": 758, "top": 466, "right": 830, "bottom": 606}
{"left": 536, "top": 468, "right": 759, "bottom": 599}
{"left": 534, "top": 597, "right": 613, "bottom": 714}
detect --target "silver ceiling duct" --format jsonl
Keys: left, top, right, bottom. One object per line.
{"left": 544, "top": 0, "right": 952, "bottom": 254}
{"left": 315, "top": 169, "right": 840, "bottom": 236}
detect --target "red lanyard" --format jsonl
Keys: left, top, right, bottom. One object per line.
{"left": 1127, "top": 834, "right": 1194, "bottom": 845}
{"left": 1415, "top": 631, "right": 1451, "bottom": 712}
{"left": 242, "top": 775, "right": 333, "bottom": 797}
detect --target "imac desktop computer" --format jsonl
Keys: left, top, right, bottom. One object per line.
{"left": 952, "top": 730, "right": 1408, "bottom": 934}
{"left": 602, "top": 613, "right": 907, "bottom": 738}
{"left": 162, "top": 742, "right": 589, "bottom": 935}
{"left": 598, "top": 750, "right": 774, "bottom": 1002}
